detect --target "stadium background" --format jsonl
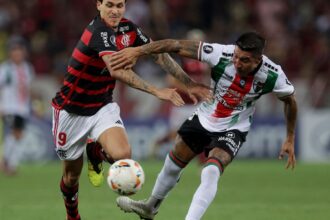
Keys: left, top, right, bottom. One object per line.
{"left": 0, "top": 0, "right": 329, "bottom": 220}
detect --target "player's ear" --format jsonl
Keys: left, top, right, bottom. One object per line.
{"left": 96, "top": 0, "right": 102, "bottom": 10}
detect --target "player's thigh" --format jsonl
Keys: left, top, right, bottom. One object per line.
{"left": 89, "top": 103, "right": 130, "bottom": 160}
{"left": 97, "top": 126, "right": 131, "bottom": 160}
{"left": 174, "top": 114, "right": 211, "bottom": 162}
{"left": 173, "top": 134, "right": 197, "bottom": 162}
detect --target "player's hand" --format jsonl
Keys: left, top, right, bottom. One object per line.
{"left": 279, "top": 137, "right": 296, "bottom": 170}
{"left": 155, "top": 88, "right": 185, "bottom": 107}
{"left": 110, "top": 47, "right": 141, "bottom": 70}
{"left": 186, "top": 82, "right": 213, "bottom": 105}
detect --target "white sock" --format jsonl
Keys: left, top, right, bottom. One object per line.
{"left": 147, "top": 153, "right": 184, "bottom": 210}
{"left": 185, "top": 164, "right": 220, "bottom": 220}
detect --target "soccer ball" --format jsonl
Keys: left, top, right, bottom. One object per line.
{"left": 107, "top": 159, "right": 145, "bottom": 195}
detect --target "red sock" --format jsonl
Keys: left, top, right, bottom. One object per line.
{"left": 60, "top": 178, "right": 80, "bottom": 219}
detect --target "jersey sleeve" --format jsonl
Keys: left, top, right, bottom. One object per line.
{"left": 273, "top": 67, "right": 295, "bottom": 98}
{"left": 199, "top": 43, "right": 229, "bottom": 67}
{"left": 89, "top": 27, "right": 118, "bottom": 57}
{"left": 132, "top": 24, "right": 151, "bottom": 46}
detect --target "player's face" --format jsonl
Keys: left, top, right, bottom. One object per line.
{"left": 233, "top": 46, "right": 261, "bottom": 76}
{"left": 97, "top": 0, "right": 126, "bottom": 30}
{"left": 9, "top": 46, "right": 26, "bottom": 64}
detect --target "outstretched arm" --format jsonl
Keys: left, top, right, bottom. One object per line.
{"left": 278, "top": 94, "right": 298, "bottom": 170}
{"left": 110, "top": 40, "right": 212, "bottom": 103}
{"left": 110, "top": 40, "right": 201, "bottom": 70}
{"left": 102, "top": 54, "right": 185, "bottom": 107}
{"left": 151, "top": 52, "right": 211, "bottom": 104}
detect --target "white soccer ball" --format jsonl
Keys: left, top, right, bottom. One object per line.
{"left": 107, "top": 159, "right": 145, "bottom": 195}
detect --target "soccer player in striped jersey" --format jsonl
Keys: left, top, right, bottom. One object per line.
{"left": 111, "top": 32, "right": 298, "bottom": 220}
{"left": 51, "top": 1, "right": 211, "bottom": 219}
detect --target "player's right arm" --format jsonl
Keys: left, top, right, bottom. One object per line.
{"left": 102, "top": 54, "right": 185, "bottom": 107}
{"left": 110, "top": 40, "right": 201, "bottom": 70}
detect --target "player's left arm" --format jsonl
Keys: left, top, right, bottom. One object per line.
{"left": 278, "top": 93, "right": 298, "bottom": 170}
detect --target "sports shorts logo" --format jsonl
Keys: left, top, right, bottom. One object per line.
{"left": 56, "top": 149, "right": 67, "bottom": 160}
{"left": 203, "top": 45, "right": 213, "bottom": 54}
{"left": 226, "top": 131, "right": 235, "bottom": 138}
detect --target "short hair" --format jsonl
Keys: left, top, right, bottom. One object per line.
{"left": 235, "top": 32, "right": 265, "bottom": 56}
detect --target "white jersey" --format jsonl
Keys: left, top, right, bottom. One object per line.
{"left": 0, "top": 60, "right": 34, "bottom": 116}
{"left": 196, "top": 43, "right": 294, "bottom": 132}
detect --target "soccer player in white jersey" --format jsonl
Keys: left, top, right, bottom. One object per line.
{"left": 0, "top": 38, "right": 34, "bottom": 176}
{"left": 110, "top": 32, "right": 298, "bottom": 220}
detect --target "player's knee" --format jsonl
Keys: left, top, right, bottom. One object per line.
{"left": 111, "top": 147, "right": 132, "bottom": 161}
{"left": 63, "top": 172, "right": 80, "bottom": 187}
{"left": 203, "top": 164, "right": 219, "bottom": 176}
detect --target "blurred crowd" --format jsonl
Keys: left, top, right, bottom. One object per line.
{"left": 0, "top": 0, "right": 329, "bottom": 119}
{"left": 0, "top": 0, "right": 329, "bottom": 170}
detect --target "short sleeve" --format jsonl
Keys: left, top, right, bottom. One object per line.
{"left": 89, "top": 27, "right": 118, "bottom": 57}
{"left": 273, "top": 67, "right": 295, "bottom": 98}
{"left": 132, "top": 25, "right": 151, "bottom": 46}
{"left": 199, "top": 43, "right": 227, "bottom": 67}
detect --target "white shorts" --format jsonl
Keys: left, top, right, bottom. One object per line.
{"left": 52, "top": 102, "right": 124, "bottom": 160}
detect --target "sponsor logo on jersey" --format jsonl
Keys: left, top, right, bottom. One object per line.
{"left": 121, "top": 34, "right": 130, "bottom": 47}
{"left": 253, "top": 80, "right": 264, "bottom": 92}
{"left": 223, "top": 72, "right": 234, "bottom": 81}
{"left": 119, "top": 25, "right": 129, "bottom": 32}
{"left": 101, "top": 32, "right": 110, "bottom": 47}
{"left": 137, "top": 28, "right": 148, "bottom": 43}
{"left": 203, "top": 45, "right": 213, "bottom": 54}
{"left": 214, "top": 94, "right": 244, "bottom": 111}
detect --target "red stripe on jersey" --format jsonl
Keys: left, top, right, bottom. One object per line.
{"left": 72, "top": 48, "right": 105, "bottom": 68}
{"left": 68, "top": 66, "right": 113, "bottom": 82}
{"left": 213, "top": 74, "right": 254, "bottom": 118}
{"left": 63, "top": 80, "right": 114, "bottom": 95}
{"left": 99, "top": 51, "right": 115, "bottom": 57}
{"left": 81, "top": 29, "right": 92, "bottom": 45}
{"left": 58, "top": 91, "right": 103, "bottom": 108}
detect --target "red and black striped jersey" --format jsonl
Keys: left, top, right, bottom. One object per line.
{"left": 52, "top": 15, "right": 151, "bottom": 115}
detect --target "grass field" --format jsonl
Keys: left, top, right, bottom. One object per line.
{"left": 0, "top": 159, "right": 329, "bottom": 220}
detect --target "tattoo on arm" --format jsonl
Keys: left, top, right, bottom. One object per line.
{"left": 152, "top": 53, "right": 194, "bottom": 86}
{"left": 114, "top": 69, "right": 157, "bottom": 96}
{"left": 141, "top": 39, "right": 201, "bottom": 60}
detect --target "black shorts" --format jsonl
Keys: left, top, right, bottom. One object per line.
{"left": 177, "top": 115, "right": 247, "bottom": 158}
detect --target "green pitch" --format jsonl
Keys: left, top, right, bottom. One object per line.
{"left": 0, "top": 160, "right": 329, "bottom": 220}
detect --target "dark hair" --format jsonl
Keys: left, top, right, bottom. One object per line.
{"left": 235, "top": 32, "right": 265, "bottom": 56}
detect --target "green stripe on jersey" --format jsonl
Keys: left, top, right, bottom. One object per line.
{"left": 262, "top": 70, "right": 278, "bottom": 94}
{"left": 229, "top": 114, "right": 239, "bottom": 126}
{"left": 211, "top": 58, "right": 230, "bottom": 83}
